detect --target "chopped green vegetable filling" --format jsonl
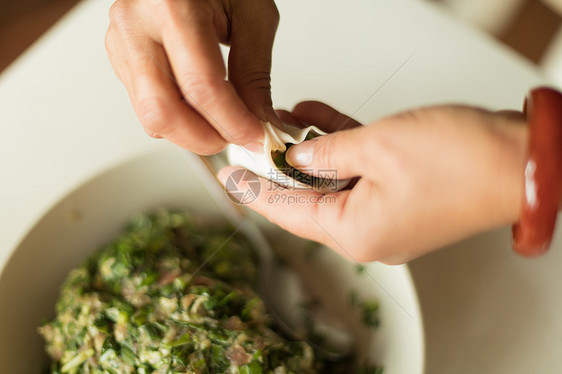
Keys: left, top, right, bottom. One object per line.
{"left": 360, "top": 300, "right": 381, "bottom": 329}
{"left": 271, "top": 136, "right": 326, "bottom": 189}
{"left": 39, "top": 210, "right": 382, "bottom": 373}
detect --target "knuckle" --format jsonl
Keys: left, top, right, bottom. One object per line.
{"left": 238, "top": 69, "right": 272, "bottom": 92}
{"left": 104, "top": 28, "right": 115, "bottom": 55}
{"left": 180, "top": 74, "right": 221, "bottom": 107}
{"left": 235, "top": 71, "right": 272, "bottom": 116}
{"left": 222, "top": 125, "right": 256, "bottom": 146}
{"left": 259, "top": 0, "right": 280, "bottom": 24}
{"left": 136, "top": 97, "right": 174, "bottom": 137}
{"left": 104, "top": 26, "right": 122, "bottom": 57}
{"left": 314, "top": 135, "right": 341, "bottom": 169}
{"left": 313, "top": 145, "right": 333, "bottom": 170}
{"left": 165, "top": 0, "right": 213, "bottom": 28}
{"left": 179, "top": 76, "right": 259, "bottom": 145}
{"left": 180, "top": 74, "right": 260, "bottom": 145}
{"left": 362, "top": 124, "right": 407, "bottom": 178}
{"left": 108, "top": 1, "right": 132, "bottom": 25}
{"left": 268, "top": 3, "right": 280, "bottom": 25}
{"left": 157, "top": 0, "right": 182, "bottom": 18}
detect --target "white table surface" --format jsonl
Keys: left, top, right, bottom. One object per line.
{"left": 1, "top": 0, "right": 560, "bottom": 372}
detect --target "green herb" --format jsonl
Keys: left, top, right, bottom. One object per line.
{"left": 348, "top": 290, "right": 380, "bottom": 329}
{"left": 39, "top": 210, "right": 382, "bottom": 373}
{"left": 349, "top": 289, "right": 360, "bottom": 307}
{"left": 360, "top": 300, "right": 380, "bottom": 328}
{"left": 271, "top": 136, "right": 329, "bottom": 189}
{"left": 304, "top": 240, "right": 323, "bottom": 260}
{"left": 356, "top": 366, "right": 384, "bottom": 374}
{"left": 355, "top": 264, "right": 367, "bottom": 274}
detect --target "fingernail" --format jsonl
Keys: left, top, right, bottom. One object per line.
{"left": 243, "top": 142, "right": 264, "bottom": 153}
{"left": 286, "top": 140, "right": 314, "bottom": 166}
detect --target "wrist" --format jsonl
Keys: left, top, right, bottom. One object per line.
{"left": 501, "top": 117, "right": 529, "bottom": 226}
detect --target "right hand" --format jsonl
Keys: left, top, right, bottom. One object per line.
{"left": 105, "top": 0, "right": 280, "bottom": 155}
{"left": 220, "top": 101, "right": 528, "bottom": 264}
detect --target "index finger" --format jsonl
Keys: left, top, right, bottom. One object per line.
{"left": 161, "top": 2, "right": 264, "bottom": 147}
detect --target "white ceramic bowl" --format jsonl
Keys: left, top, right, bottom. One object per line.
{"left": 0, "top": 148, "right": 424, "bottom": 373}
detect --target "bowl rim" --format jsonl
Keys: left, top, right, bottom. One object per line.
{"left": 0, "top": 147, "right": 426, "bottom": 373}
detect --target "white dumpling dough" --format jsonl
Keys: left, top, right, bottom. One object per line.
{"left": 226, "top": 122, "right": 350, "bottom": 192}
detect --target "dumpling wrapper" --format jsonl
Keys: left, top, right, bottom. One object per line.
{"left": 226, "top": 122, "right": 350, "bottom": 193}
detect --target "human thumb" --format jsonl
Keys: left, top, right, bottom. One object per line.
{"left": 285, "top": 130, "right": 364, "bottom": 180}
{"left": 227, "top": 0, "right": 280, "bottom": 125}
